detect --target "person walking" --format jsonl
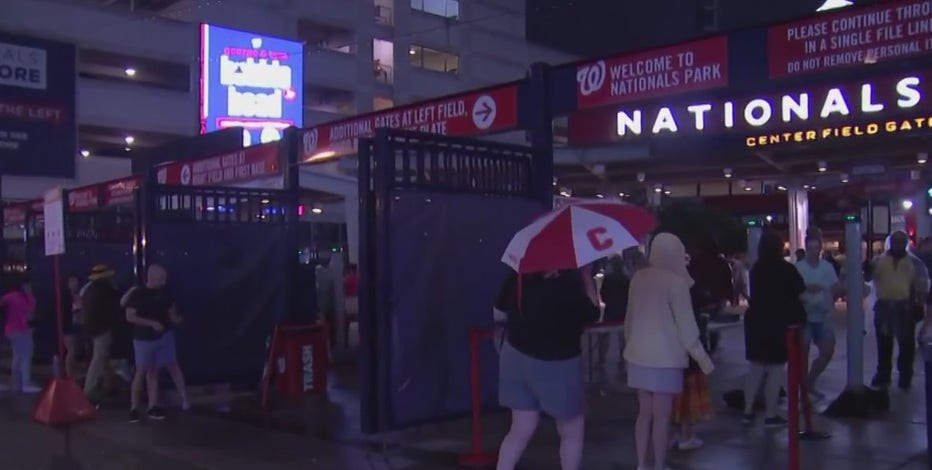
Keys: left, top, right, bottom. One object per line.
{"left": 493, "top": 265, "right": 600, "bottom": 470}
{"left": 125, "top": 264, "right": 189, "bottom": 422}
{"left": 742, "top": 231, "right": 807, "bottom": 427}
{"left": 1, "top": 275, "right": 39, "bottom": 393}
{"left": 795, "top": 235, "right": 841, "bottom": 399}
{"left": 82, "top": 265, "right": 121, "bottom": 401}
{"left": 624, "top": 233, "right": 714, "bottom": 470}
{"left": 869, "top": 231, "right": 930, "bottom": 389}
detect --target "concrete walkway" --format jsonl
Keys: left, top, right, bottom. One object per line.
{"left": 1, "top": 308, "right": 929, "bottom": 469}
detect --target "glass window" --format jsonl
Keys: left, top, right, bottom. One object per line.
{"left": 410, "top": 0, "right": 459, "bottom": 19}
{"left": 408, "top": 45, "right": 459, "bottom": 74}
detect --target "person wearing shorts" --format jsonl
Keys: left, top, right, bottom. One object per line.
{"left": 493, "top": 266, "right": 600, "bottom": 470}
{"left": 125, "top": 265, "right": 189, "bottom": 422}
{"left": 795, "top": 235, "right": 840, "bottom": 399}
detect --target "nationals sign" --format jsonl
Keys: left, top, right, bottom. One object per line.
{"left": 155, "top": 142, "right": 281, "bottom": 186}
{"left": 301, "top": 85, "right": 518, "bottom": 160}
{"left": 576, "top": 36, "right": 730, "bottom": 109}
{"left": 769, "top": 0, "right": 932, "bottom": 78}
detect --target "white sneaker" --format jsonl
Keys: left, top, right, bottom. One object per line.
{"left": 21, "top": 384, "right": 42, "bottom": 394}
{"left": 677, "top": 437, "right": 704, "bottom": 451}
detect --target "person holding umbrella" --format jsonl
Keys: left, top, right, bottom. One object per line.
{"left": 496, "top": 201, "right": 656, "bottom": 470}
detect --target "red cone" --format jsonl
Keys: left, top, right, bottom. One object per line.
{"left": 33, "top": 378, "right": 97, "bottom": 427}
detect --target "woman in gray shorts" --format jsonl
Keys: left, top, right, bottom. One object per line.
{"left": 493, "top": 265, "right": 600, "bottom": 470}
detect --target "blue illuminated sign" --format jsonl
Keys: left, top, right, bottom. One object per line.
{"left": 200, "top": 24, "right": 303, "bottom": 146}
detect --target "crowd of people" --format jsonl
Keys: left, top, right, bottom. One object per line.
{"left": 492, "top": 228, "right": 932, "bottom": 470}
{"left": 0, "top": 264, "right": 190, "bottom": 423}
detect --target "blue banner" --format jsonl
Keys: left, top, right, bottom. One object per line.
{"left": 0, "top": 31, "right": 76, "bottom": 178}
{"left": 200, "top": 24, "right": 304, "bottom": 147}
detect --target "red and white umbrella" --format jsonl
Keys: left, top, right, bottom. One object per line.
{"left": 502, "top": 201, "right": 656, "bottom": 273}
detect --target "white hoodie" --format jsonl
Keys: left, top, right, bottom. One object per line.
{"left": 623, "top": 233, "right": 714, "bottom": 373}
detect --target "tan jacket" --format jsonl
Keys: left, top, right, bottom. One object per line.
{"left": 623, "top": 233, "right": 714, "bottom": 373}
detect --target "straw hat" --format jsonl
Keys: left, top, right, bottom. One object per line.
{"left": 88, "top": 264, "right": 114, "bottom": 281}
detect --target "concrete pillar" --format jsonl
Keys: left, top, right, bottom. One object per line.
{"left": 914, "top": 188, "right": 931, "bottom": 240}
{"left": 746, "top": 221, "right": 763, "bottom": 266}
{"left": 787, "top": 188, "right": 809, "bottom": 255}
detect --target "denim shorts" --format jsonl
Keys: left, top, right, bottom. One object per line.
{"left": 498, "top": 341, "right": 584, "bottom": 420}
{"left": 804, "top": 322, "right": 834, "bottom": 344}
{"left": 133, "top": 332, "right": 177, "bottom": 370}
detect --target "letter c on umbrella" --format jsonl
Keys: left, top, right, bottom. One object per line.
{"left": 586, "top": 227, "right": 614, "bottom": 251}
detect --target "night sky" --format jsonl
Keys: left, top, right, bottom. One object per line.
{"left": 526, "top": 0, "right": 892, "bottom": 59}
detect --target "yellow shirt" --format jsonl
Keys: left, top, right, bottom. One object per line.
{"left": 873, "top": 255, "right": 915, "bottom": 301}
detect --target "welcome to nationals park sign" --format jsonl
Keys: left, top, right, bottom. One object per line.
{"left": 565, "top": 0, "right": 932, "bottom": 145}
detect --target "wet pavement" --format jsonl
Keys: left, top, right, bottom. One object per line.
{"left": 1, "top": 308, "right": 930, "bottom": 469}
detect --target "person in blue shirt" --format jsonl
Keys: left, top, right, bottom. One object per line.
{"left": 795, "top": 235, "right": 841, "bottom": 399}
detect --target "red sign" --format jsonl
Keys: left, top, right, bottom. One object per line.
{"left": 155, "top": 142, "right": 281, "bottom": 186}
{"left": 102, "top": 177, "right": 139, "bottom": 207}
{"left": 769, "top": 0, "right": 932, "bottom": 78}
{"left": 68, "top": 186, "right": 99, "bottom": 212}
{"left": 575, "top": 36, "right": 730, "bottom": 110}
{"left": 301, "top": 85, "right": 519, "bottom": 159}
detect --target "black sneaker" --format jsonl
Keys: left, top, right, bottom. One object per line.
{"left": 871, "top": 374, "right": 891, "bottom": 388}
{"left": 129, "top": 409, "right": 141, "bottom": 423}
{"left": 146, "top": 407, "right": 167, "bottom": 421}
{"left": 898, "top": 376, "right": 912, "bottom": 390}
{"left": 764, "top": 416, "right": 788, "bottom": 428}
{"left": 741, "top": 413, "right": 755, "bottom": 426}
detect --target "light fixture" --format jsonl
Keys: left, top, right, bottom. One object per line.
{"left": 817, "top": 160, "right": 827, "bottom": 172}
{"left": 776, "top": 185, "right": 787, "bottom": 191}
{"left": 311, "top": 207, "right": 323, "bottom": 214}
{"left": 810, "top": 185, "right": 817, "bottom": 190}
{"left": 618, "top": 192, "right": 626, "bottom": 198}
{"left": 664, "top": 190, "right": 672, "bottom": 195}
{"left": 124, "top": 67, "right": 137, "bottom": 77}
{"left": 840, "top": 173, "right": 849, "bottom": 183}
{"left": 765, "top": 215, "right": 773, "bottom": 223}
{"left": 124, "top": 147, "right": 131, "bottom": 152}
{"left": 902, "top": 199, "right": 914, "bottom": 210}
{"left": 260, "top": 198, "right": 270, "bottom": 204}
{"left": 723, "top": 168, "right": 733, "bottom": 178}
{"left": 552, "top": 177, "right": 558, "bottom": 186}
{"left": 559, "top": 190, "right": 571, "bottom": 197}
{"left": 409, "top": 47, "right": 417, "bottom": 55}
{"left": 803, "top": 184, "right": 811, "bottom": 190}
{"left": 124, "top": 135, "right": 135, "bottom": 145}
{"left": 637, "top": 172, "right": 646, "bottom": 183}
{"left": 595, "top": 193, "right": 604, "bottom": 199}
{"left": 743, "top": 186, "right": 753, "bottom": 192}
{"left": 653, "top": 184, "right": 663, "bottom": 193}
{"left": 80, "top": 149, "right": 90, "bottom": 158}
{"left": 919, "top": 152, "right": 928, "bottom": 165}
{"left": 816, "top": 0, "right": 853, "bottom": 12}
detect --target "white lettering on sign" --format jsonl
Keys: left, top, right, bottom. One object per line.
{"left": 774, "top": 0, "right": 932, "bottom": 76}
{"left": 301, "top": 344, "right": 314, "bottom": 392}
{"left": 219, "top": 53, "right": 291, "bottom": 121}
{"left": 616, "top": 75, "right": 922, "bottom": 136}
{"left": 0, "top": 42, "right": 47, "bottom": 90}
{"left": 328, "top": 99, "right": 468, "bottom": 142}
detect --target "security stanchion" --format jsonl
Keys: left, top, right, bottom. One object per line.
{"left": 786, "top": 325, "right": 830, "bottom": 470}
{"left": 787, "top": 327, "right": 802, "bottom": 470}
{"left": 458, "top": 327, "right": 497, "bottom": 468}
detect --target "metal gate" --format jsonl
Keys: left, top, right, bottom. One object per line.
{"left": 358, "top": 129, "right": 544, "bottom": 433}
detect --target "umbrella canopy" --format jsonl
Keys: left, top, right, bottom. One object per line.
{"left": 502, "top": 201, "right": 656, "bottom": 273}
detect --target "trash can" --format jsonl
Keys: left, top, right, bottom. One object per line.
{"left": 276, "top": 324, "right": 329, "bottom": 400}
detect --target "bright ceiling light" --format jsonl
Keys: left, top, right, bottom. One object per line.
{"left": 80, "top": 149, "right": 90, "bottom": 158}
{"left": 919, "top": 152, "right": 928, "bottom": 164}
{"left": 818, "top": 160, "right": 827, "bottom": 172}
{"left": 816, "top": 0, "right": 853, "bottom": 12}
{"left": 840, "top": 173, "right": 849, "bottom": 183}
{"left": 723, "top": 168, "right": 732, "bottom": 178}
{"left": 409, "top": 47, "right": 417, "bottom": 55}
{"left": 595, "top": 194, "right": 604, "bottom": 199}
{"left": 902, "top": 199, "right": 914, "bottom": 210}
{"left": 124, "top": 67, "right": 137, "bottom": 77}
{"left": 124, "top": 135, "right": 135, "bottom": 145}
{"left": 311, "top": 207, "right": 323, "bottom": 214}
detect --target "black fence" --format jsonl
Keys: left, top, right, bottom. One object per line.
{"left": 359, "top": 129, "right": 543, "bottom": 433}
